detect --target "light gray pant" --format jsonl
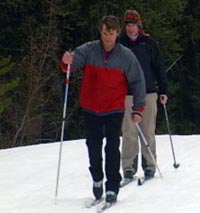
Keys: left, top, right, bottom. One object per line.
{"left": 121, "top": 93, "right": 158, "bottom": 173}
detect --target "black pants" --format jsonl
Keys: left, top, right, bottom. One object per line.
{"left": 84, "top": 111, "right": 123, "bottom": 195}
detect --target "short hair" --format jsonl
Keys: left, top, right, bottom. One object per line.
{"left": 100, "top": 15, "right": 121, "bottom": 33}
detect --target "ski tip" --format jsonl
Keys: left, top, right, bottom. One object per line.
{"left": 96, "top": 202, "right": 114, "bottom": 213}
{"left": 84, "top": 198, "right": 94, "bottom": 208}
{"left": 84, "top": 198, "right": 103, "bottom": 208}
{"left": 120, "top": 176, "right": 137, "bottom": 188}
{"left": 120, "top": 179, "right": 132, "bottom": 188}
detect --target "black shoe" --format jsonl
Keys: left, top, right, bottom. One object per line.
{"left": 93, "top": 180, "right": 103, "bottom": 200}
{"left": 144, "top": 169, "right": 155, "bottom": 179}
{"left": 124, "top": 170, "right": 134, "bottom": 180}
{"left": 106, "top": 191, "right": 117, "bottom": 203}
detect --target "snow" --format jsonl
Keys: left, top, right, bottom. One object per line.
{"left": 0, "top": 135, "right": 200, "bottom": 213}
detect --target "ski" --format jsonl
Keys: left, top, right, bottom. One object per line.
{"left": 137, "top": 176, "right": 154, "bottom": 186}
{"left": 120, "top": 179, "right": 133, "bottom": 188}
{"left": 84, "top": 197, "right": 103, "bottom": 208}
{"left": 96, "top": 201, "right": 116, "bottom": 213}
{"left": 120, "top": 176, "right": 137, "bottom": 188}
{"left": 120, "top": 178, "right": 134, "bottom": 188}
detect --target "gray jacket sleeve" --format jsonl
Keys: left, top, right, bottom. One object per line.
{"left": 71, "top": 42, "right": 91, "bottom": 70}
{"left": 125, "top": 50, "right": 146, "bottom": 110}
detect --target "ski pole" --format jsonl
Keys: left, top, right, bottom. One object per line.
{"left": 136, "top": 123, "right": 163, "bottom": 178}
{"left": 163, "top": 104, "right": 180, "bottom": 169}
{"left": 55, "top": 63, "right": 71, "bottom": 199}
{"left": 165, "top": 54, "right": 183, "bottom": 72}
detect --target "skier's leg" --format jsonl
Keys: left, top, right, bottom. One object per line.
{"left": 84, "top": 112, "right": 104, "bottom": 182}
{"left": 140, "top": 93, "right": 157, "bottom": 176}
{"left": 104, "top": 113, "right": 123, "bottom": 196}
{"left": 122, "top": 96, "right": 139, "bottom": 178}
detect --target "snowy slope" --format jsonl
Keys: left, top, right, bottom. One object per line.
{"left": 0, "top": 135, "right": 200, "bottom": 213}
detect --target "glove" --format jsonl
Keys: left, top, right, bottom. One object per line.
{"left": 160, "top": 94, "right": 168, "bottom": 105}
{"left": 131, "top": 111, "right": 142, "bottom": 123}
{"left": 131, "top": 106, "right": 144, "bottom": 123}
{"left": 60, "top": 51, "right": 74, "bottom": 72}
{"left": 60, "top": 60, "right": 67, "bottom": 72}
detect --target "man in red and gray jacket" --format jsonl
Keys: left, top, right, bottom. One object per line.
{"left": 61, "top": 15, "right": 146, "bottom": 204}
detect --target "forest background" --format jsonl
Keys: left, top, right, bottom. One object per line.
{"left": 0, "top": 0, "right": 199, "bottom": 148}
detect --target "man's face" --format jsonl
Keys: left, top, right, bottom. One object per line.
{"left": 100, "top": 24, "right": 119, "bottom": 50}
{"left": 125, "top": 23, "right": 139, "bottom": 36}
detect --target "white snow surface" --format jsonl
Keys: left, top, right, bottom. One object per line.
{"left": 0, "top": 135, "right": 200, "bottom": 213}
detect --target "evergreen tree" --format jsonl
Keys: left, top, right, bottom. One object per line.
{"left": 167, "top": 0, "right": 200, "bottom": 133}
{"left": 0, "top": 0, "right": 200, "bottom": 148}
{"left": 0, "top": 57, "right": 19, "bottom": 148}
{"left": 0, "top": 57, "right": 19, "bottom": 113}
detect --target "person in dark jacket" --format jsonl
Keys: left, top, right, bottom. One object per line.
{"left": 120, "top": 9, "right": 168, "bottom": 181}
{"left": 61, "top": 15, "right": 146, "bottom": 203}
